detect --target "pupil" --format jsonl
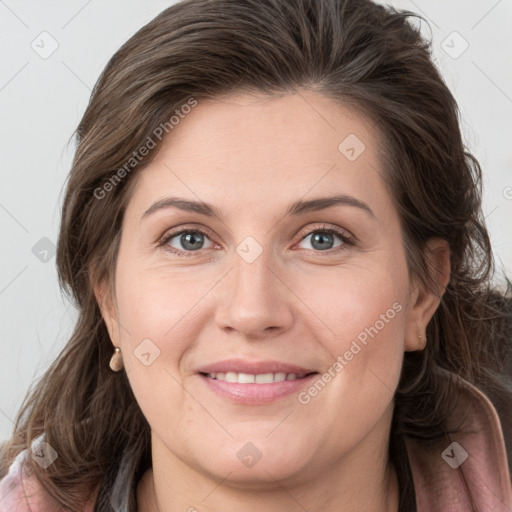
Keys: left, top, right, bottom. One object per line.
{"left": 312, "top": 232, "right": 333, "bottom": 250}
{"left": 182, "top": 232, "right": 203, "bottom": 250}
{"left": 178, "top": 231, "right": 334, "bottom": 251}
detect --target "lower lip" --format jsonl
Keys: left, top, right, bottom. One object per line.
{"left": 199, "top": 373, "right": 318, "bottom": 404}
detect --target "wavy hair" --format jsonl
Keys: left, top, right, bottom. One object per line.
{"left": 1, "top": 0, "right": 511, "bottom": 510}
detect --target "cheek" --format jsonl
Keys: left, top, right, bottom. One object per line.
{"left": 112, "top": 274, "right": 194, "bottom": 435}
{"left": 296, "top": 260, "right": 407, "bottom": 347}
{"left": 111, "top": 258, "right": 201, "bottom": 418}
{"left": 114, "top": 258, "right": 211, "bottom": 351}
{"left": 294, "top": 262, "right": 408, "bottom": 407}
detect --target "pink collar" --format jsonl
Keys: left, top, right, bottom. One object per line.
{"left": 405, "top": 372, "right": 512, "bottom": 511}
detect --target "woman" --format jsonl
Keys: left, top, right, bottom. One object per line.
{"left": 1, "top": 0, "right": 511, "bottom": 510}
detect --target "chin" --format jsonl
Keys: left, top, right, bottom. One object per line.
{"left": 190, "top": 436, "right": 313, "bottom": 488}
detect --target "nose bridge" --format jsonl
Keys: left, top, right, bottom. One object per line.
{"left": 233, "top": 247, "right": 274, "bottom": 303}
{"left": 215, "top": 239, "right": 293, "bottom": 336}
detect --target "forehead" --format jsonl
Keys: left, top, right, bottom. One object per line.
{"left": 126, "top": 91, "right": 390, "bottom": 219}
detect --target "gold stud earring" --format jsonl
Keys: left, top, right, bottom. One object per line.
{"left": 109, "top": 347, "right": 124, "bottom": 372}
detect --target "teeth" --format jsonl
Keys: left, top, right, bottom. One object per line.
{"left": 255, "top": 373, "right": 274, "bottom": 384}
{"left": 206, "top": 371, "right": 306, "bottom": 383}
{"left": 238, "top": 373, "right": 255, "bottom": 384}
{"left": 225, "top": 371, "right": 238, "bottom": 383}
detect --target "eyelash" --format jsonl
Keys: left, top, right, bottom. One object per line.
{"left": 157, "top": 224, "right": 355, "bottom": 258}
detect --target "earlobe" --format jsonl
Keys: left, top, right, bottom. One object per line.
{"left": 404, "top": 238, "right": 451, "bottom": 352}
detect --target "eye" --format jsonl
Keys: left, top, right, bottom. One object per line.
{"left": 296, "top": 226, "right": 353, "bottom": 252}
{"left": 157, "top": 223, "right": 354, "bottom": 257}
{"left": 159, "top": 227, "right": 216, "bottom": 255}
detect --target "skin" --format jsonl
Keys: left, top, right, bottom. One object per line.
{"left": 96, "top": 90, "right": 450, "bottom": 511}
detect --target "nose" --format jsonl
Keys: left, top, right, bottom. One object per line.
{"left": 214, "top": 249, "right": 294, "bottom": 340}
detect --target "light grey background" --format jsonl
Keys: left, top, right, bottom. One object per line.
{"left": 1, "top": 0, "right": 511, "bottom": 442}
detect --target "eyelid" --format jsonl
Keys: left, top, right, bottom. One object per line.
{"left": 157, "top": 222, "right": 355, "bottom": 256}
{"left": 156, "top": 223, "right": 217, "bottom": 247}
{"left": 294, "top": 222, "right": 355, "bottom": 246}
{"left": 156, "top": 225, "right": 219, "bottom": 259}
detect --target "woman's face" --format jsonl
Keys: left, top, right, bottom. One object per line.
{"left": 101, "top": 91, "right": 436, "bottom": 488}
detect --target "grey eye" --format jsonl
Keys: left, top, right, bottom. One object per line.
{"left": 167, "top": 231, "right": 213, "bottom": 251}
{"left": 299, "top": 230, "right": 345, "bottom": 251}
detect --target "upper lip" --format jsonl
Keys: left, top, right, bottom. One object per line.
{"left": 196, "top": 359, "right": 318, "bottom": 375}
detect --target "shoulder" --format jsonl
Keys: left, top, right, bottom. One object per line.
{"left": 0, "top": 447, "right": 51, "bottom": 511}
{"left": 405, "top": 369, "right": 512, "bottom": 511}
{"left": 0, "top": 443, "right": 95, "bottom": 512}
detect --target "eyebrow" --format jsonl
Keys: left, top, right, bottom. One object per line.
{"left": 142, "top": 194, "right": 375, "bottom": 220}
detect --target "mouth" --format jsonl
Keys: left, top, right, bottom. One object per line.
{"left": 195, "top": 359, "right": 320, "bottom": 404}
{"left": 200, "top": 371, "right": 317, "bottom": 384}
{"left": 197, "top": 367, "right": 320, "bottom": 404}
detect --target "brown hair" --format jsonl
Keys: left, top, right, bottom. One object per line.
{"left": 2, "top": 0, "right": 511, "bottom": 510}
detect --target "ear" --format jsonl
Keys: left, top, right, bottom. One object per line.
{"left": 404, "top": 238, "right": 450, "bottom": 351}
{"left": 93, "top": 279, "right": 120, "bottom": 348}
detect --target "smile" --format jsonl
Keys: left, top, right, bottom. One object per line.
{"left": 199, "top": 371, "right": 319, "bottom": 404}
{"left": 203, "top": 371, "right": 311, "bottom": 383}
